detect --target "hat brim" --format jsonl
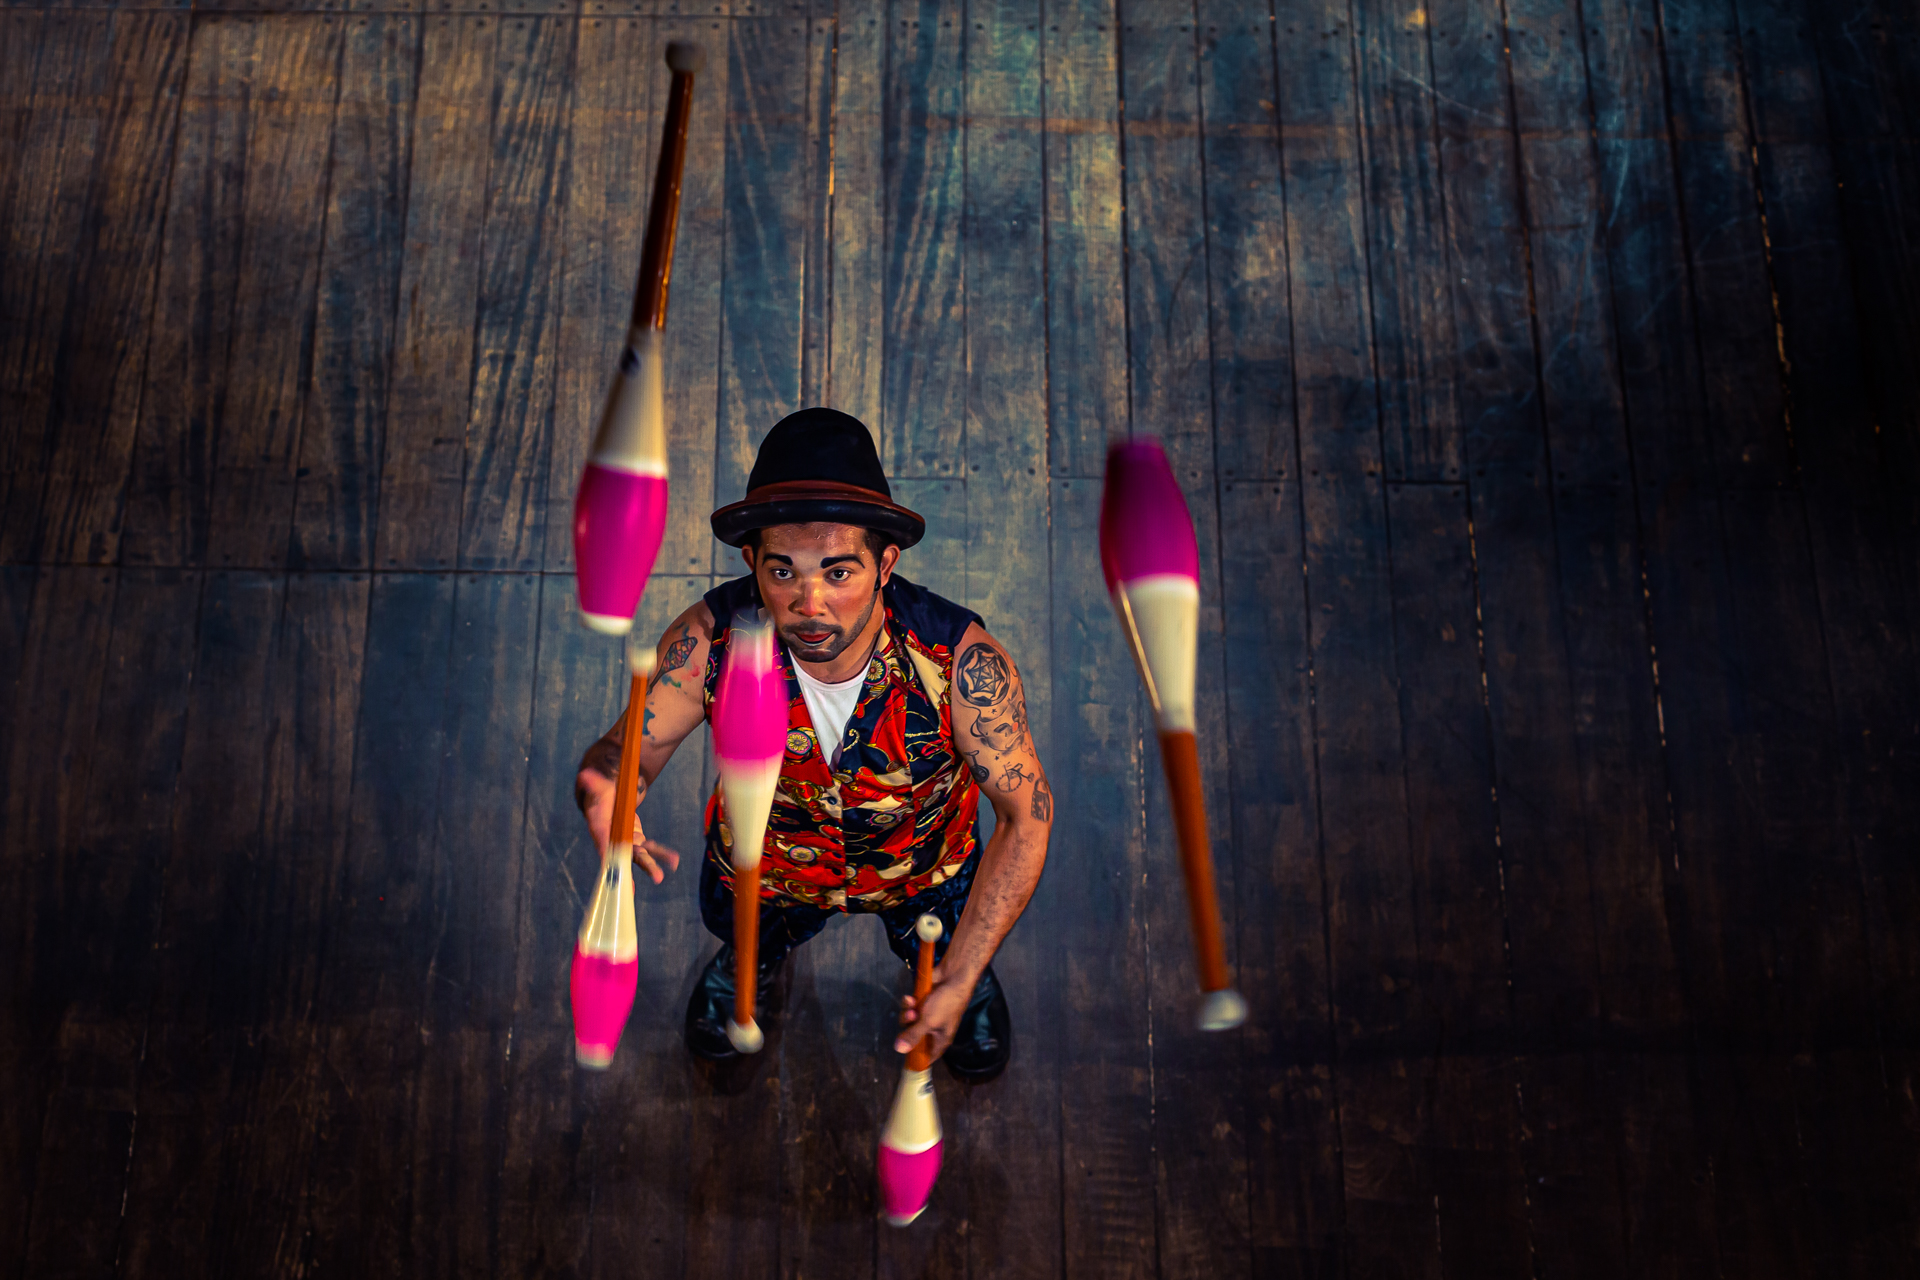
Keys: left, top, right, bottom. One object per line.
{"left": 710, "top": 486, "right": 925, "bottom": 550}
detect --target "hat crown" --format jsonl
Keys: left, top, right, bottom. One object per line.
{"left": 746, "top": 408, "right": 890, "bottom": 499}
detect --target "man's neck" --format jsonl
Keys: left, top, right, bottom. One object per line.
{"left": 792, "top": 605, "right": 884, "bottom": 684}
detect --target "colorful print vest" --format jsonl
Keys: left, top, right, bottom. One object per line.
{"left": 701, "top": 575, "right": 984, "bottom": 911}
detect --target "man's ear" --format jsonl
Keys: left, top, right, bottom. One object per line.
{"left": 877, "top": 543, "right": 900, "bottom": 587}
{"left": 741, "top": 545, "right": 757, "bottom": 572}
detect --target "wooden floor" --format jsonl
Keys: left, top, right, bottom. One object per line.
{"left": 3, "top": 0, "right": 1918, "bottom": 1273}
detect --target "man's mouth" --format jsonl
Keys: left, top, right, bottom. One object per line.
{"left": 793, "top": 629, "right": 833, "bottom": 646}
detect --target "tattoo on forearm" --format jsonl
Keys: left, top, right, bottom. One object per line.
{"left": 1030, "top": 777, "right": 1053, "bottom": 822}
{"left": 956, "top": 644, "right": 1011, "bottom": 708}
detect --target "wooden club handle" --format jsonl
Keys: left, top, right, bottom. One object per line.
{"left": 1157, "top": 729, "right": 1232, "bottom": 994}
{"left": 630, "top": 46, "right": 701, "bottom": 333}
{"left": 733, "top": 863, "right": 762, "bottom": 1029}
{"left": 610, "top": 669, "right": 648, "bottom": 850}
{"left": 906, "top": 934, "right": 936, "bottom": 1072}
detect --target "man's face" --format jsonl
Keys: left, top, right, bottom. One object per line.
{"left": 746, "top": 523, "right": 899, "bottom": 665}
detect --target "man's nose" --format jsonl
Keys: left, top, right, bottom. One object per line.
{"left": 791, "top": 581, "right": 825, "bottom": 616}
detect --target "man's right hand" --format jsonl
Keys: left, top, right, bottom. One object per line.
{"left": 575, "top": 765, "right": 682, "bottom": 885}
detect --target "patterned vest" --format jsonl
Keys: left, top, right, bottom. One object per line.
{"left": 701, "top": 575, "right": 983, "bottom": 911}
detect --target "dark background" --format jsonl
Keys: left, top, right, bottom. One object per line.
{"left": 2, "top": 0, "right": 1917, "bottom": 1273}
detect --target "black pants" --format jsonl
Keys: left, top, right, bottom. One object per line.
{"left": 697, "top": 835, "right": 982, "bottom": 969}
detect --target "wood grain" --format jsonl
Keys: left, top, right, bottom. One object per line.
{"left": 547, "top": 15, "right": 657, "bottom": 575}
{"left": 880, "top": 0, "right": 965, "bottom": 478}
{"left": 0, "top": 13, "right": 115, "bottom": 565}
{"left": 20, "top": 571, "right": 198, "bottom": 1275}
{"left": 291, "top": 14, "right": 419, "bottom": 569}
{"left": 460, "top": 16, "right": 574, "bottom": 571}
{"left": 960, "top": 0, "right": 1061, "bottom": 1271}
{"left": 374, "top": 14, "right": 496, "bottom": 570}
{"left": 0, "top": 568, "right": 117, "bottom": 1273}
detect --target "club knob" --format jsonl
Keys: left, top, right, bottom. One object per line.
{"left": 665, "top": 41, "right": 705, "bottom": 74}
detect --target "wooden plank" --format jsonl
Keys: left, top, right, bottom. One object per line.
{"left": 0, "top": 12, "right": 113, "bottom": 564}
{"left": 580, "top": 575, "right": 712, "bottom": 1279}
{"left": 405, "top": 571, "right": 542, "bottom": 1272}
{"left": 373, "top": 14, "right": 496, "bottom": 570}
{"left": 546, "top": 14, "right": 657, "bottom": 576}
{"left": 1046, "top": 476, "right": 1152, "bottom": 1280}
{"left": 290, "top": 571, "right": 456, "bottom": 1275}
{"left": 201, "top": 16, "right": 343, "bottom": 571}
{"left": 119, "top": 17, "right": 237, "bottom": 568}
{"left": 0, "top": 13, "right": 46, "bottom": 264}
{"left": 114, "top": 570, "right": 283, "bottom": 1276}
{"left": 31, "top": 13, "right": 188, "bottom": 568}
{"left": 0, "top": 566, "right": 33, "bottom": 1277}
{"left": 1810, "top": 0, "right": 1920, "bottom": 495}
{"left": 1501, "top": 1, "right": 1678, "bottom": 1272}
{"left": 1197, "top": 10, "right": 1340, "bottom": 1277}
{"left": 1427, "top": 1, "right": 1610, "bottom": 1271}
{"left": 1040, "top": 5, "right": 1148, "bottom": 1274}
{"left": 1197, "top": 2, "right": 1288, "bottom": 484}
{"left": 829, "top": 0, "right": 887, "bottom": 444}
{"left": 459, "top": 15, "right": 573, "bottom": 571}
{"left": 879, "top": 0, "right": 964, "bottom": 478}
{"left": 291, "top": 14, "right": 420, "bottom": 570}
{"left": 1272, "top": 5, "right": 1429, "bottom": 1278}
{"left": 1383, "top": 483, "right": 1532, "bottom": 1280}
{"left": 220, "top": 573, "right": 373, "bottom": 1271}
{"left": 498, "top": 574, "right": 610, "bottom": 1277}
{"left": 957, "top": 0, "right": 1060, "bottom": 1272}
{"left": 1042, "top": 0, "right": 1126, "bottom": 478}
{"left": 19, "top": 571, "right": 198, "bottom": 1276}
{"left": 1118, "top": 6, "right": 1250, "bottom": 1275}
{"left": 115, "top": 574, "right": 369, "bottom": 1274}
{"left": 1352, "top": 0, "right": 1460, "bottom": 482}
{"left": 653, "top": 14, "right": 731, "bottom": 577}
{"left": 1216, "top": 477, "right": 1342, "bottom": 1279}
{"left": 0, "top": 568, "right": 118, "bottom": 1271}
{"left": 1576, "top": 0, "right": 1724, "bottom": 1267}
{"left": 798, "top": 6, "right": 832, "bottom": 407}
{"left": 1735, "top": 1, "right": 1920, "bottom": 1266}
{"left": 1656, "top": 0, "right": 1792, "bottom": 488}
{"left": 707, "top": 15, "right": 811, "bottom": 575}
{"left": 1811, "top": 5, "right": 1920, "bottom": 1107}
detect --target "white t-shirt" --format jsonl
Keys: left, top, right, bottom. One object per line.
{"left": 792, "top": 657, "right": 868, "bottom": 767}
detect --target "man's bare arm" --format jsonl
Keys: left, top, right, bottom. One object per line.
{"left": 899, "top": 622, "right": 1052, "bottom": 1058}
{"left": 574, "top": 601, "right": 715, "bottom": 881}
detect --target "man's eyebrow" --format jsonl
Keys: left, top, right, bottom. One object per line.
{"left": 819, "top": 554, "right": 866, "bottom": 568}
{"left": 759, "top": 552, "right": 795, "bottom": 565}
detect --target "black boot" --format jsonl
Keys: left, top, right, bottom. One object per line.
{"left": 684, "top": 944, "right": 784, "bottom": 1062}
{"left": 944, "top": 965, "right": 1011, "bottom": 1083}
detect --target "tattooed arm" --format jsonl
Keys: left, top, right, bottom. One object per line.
{"left": 899, "top": 623, "right": 1054, "bottom": 1059}
{"left": 574, "top": 601, "right": 715, "bottom": 883}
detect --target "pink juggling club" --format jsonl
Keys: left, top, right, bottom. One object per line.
{"left": 711, "top": 611, "right": 787, "bottom": 1054}
{"left": 878, "top": 914, "right": 944, "bottom": 1226}
{"left": 1099, "top": 439, "right": 1248, "bottom": 1031}
{"left": 570, "top": 665, "right": 650, "bottom": 1067}
{"left": 571, "top": 41, "right": 704, "bottom": 634}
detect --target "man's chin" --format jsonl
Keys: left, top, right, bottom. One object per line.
{"left": 782, "top": 629, "right": 847, "bottom": 662}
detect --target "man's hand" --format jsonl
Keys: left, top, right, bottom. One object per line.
{"left": 575, "top": 764, "right": 682, "bottom": 885}
{"left": 894, "top": 966, "right": 974, "bottom": 1061}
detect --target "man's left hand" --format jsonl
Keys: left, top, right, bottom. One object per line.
{"left": 895, "top": 967, "right": 973, "bottom": 1061}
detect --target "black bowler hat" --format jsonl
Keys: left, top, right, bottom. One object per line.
{"left": 709, "top": 408, "right": 926, "bottom": 549}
